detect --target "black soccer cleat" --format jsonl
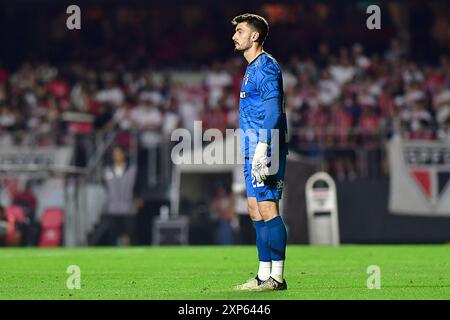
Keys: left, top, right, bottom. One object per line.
{"left": 252, "top": 276, "right": 287, "bottom": 291}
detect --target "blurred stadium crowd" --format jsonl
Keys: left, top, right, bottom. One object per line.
{"left": 1, "top": 1, "right": 449, "bottom": 179}
{"left": 1, "top": 40, "right": 450, "bottom": 179}
{"left": 1, "top": 0, "right": 450, "bottom": 246}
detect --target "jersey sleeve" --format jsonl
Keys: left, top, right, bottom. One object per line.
{"left": 258, "top": 62, "right": 282, "bottom": 101}
{"left": 258, "top": 61, "right": 283, "bottom": 144}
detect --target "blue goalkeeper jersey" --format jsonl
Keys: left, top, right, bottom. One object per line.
{"left": 239, "top": 52, "right": 288, "bottom": 158}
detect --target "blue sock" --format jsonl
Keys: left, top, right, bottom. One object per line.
{"left": 253, "top": 220, "right": 271, "bottom": 262}
{"left": 266, "top": 216, "right": 287, "bottom": 261}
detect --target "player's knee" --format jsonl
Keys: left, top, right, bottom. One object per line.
{"left": 261, "top": 212, "right": 278, "bottom": 221}
{"left": 257, "top": 202, "right": 278, "bottom": 221}
{"left": 247, "top": 203, "right": 260, "bottom": 219}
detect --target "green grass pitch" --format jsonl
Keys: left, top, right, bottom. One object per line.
{"left": 0, "top": 245, "right": 449, "bottom": 300}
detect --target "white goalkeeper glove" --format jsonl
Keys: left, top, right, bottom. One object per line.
{"left": 252, "top": 142, "right": 269, "bottom": 183}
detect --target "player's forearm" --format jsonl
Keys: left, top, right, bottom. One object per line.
{"left": 260, "top": 96, "right": 281, "bottom": 144}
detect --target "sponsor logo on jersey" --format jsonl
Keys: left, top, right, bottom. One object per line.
{"left": 276, "top": 180, "right": 284, "bottom": 190}
{"left": 244, "top": 73, "right": 250, "bottom": 85}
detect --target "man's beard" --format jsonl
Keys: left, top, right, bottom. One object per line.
{"left": 233, "top": 42, "right": 249, "bottom": 54}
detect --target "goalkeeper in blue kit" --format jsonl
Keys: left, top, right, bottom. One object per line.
{"left": 231, "top": 13, "right": 289, "bottom": 291}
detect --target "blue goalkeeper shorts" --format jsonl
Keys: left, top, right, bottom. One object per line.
{"left": 243, "top": 155, "right": 286, "bottom": 202}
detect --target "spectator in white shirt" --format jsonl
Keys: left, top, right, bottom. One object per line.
{"left": 318, "top": 69, "right": 340, "bottom": 106}
{"left": 205, "top": 62, "right": 232, "bottom": 108}
{"left": 131, "top": 98, "right": 163, "bottom": 148}
{"left": 96, "top": 78, "right": 124, "bottom": 107}
{"left": 114, "top": 98, "right": 135, "bottom": 131}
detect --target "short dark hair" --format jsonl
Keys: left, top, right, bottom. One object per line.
{"left": 231, "top": 13, "right": 269, "bottom": 44}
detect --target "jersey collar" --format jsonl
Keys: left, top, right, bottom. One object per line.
{"left": 248, "top": 51, "right": 267, "bottom": 67}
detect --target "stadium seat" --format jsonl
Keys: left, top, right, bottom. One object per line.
{"left": 5, "top": 206, "right": 26, "bottom": 224}
{"left": 4, "top": 206, "right": 27, "bottom": 246}
{"left": 39, "top": 208, "right": 64, "bottom": 247}
{"left": 4, "top": 219, "right": 17, "bottom": 245}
